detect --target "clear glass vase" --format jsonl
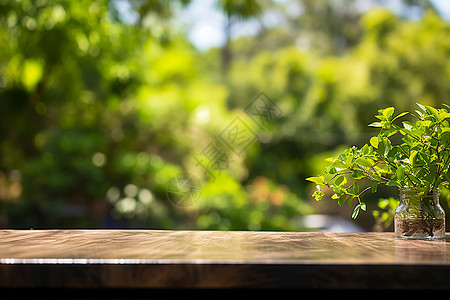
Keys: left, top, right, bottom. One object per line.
{"left": 394, "top": 187, "right": 445, "bottom": 239}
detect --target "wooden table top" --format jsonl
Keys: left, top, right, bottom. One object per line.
{"left": 0, "top": 230, "right": 449, "bottom": 289}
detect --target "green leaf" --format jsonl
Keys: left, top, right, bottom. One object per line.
{"left": 415, "top": 109, "right": 425, "bottom": 119}
{"left": 396, "top": 166, "right": 405, "bottom": 181}
{"left": 348, "top": 196, "right": 355, "bottom": 207}
{"left": 425, "top": 105, "right": 439, "bottom": 120}
{"left": 306, "top": 176, "right": 325, "bottom": 185}
{"left": 360, "top": 202, "right": 367, "bottom": 211}
{"left": 372, "top": 182, "right": 378, "bottom": 193}
{"left": 440, "top": 127, "right": 450, "bottom": 143}
{"left": 354, "top": 157, "right": 374, "bottom": 169}
{"left": 421, "top": 120, "right": 432, "bottom": 127}
{"left": 409, "top": 150, "right": 418, "bottom": 166}
{"left": 377, "top": 139, "right": 386, "bottom": 156}
{"left": 361, "top": 144, "right": 372, "bottom": 156}
{"left": 348, "top": 182, "right": 360, "bottom": 195}
{"left": 382, "top": 107, "right": 395, "bottom": 119}
{"left": 352, "top": 205, "right": 361, "bottom": 219}
{"left": 417, "top": 103, "right": 427, "bottom": 112}
{"left": 387, "top": 180, "right": 401, "bottom": 187}
{"left": 345, "top": 155, "right": 354, "bottom": 166}
{"left": 370, "top": 136, "right": 379, "bottom": 148}
{"left": 334, "top": 175, "right": 347, "bottom": 186}
{"left": 352, "top": 170, "right": 365, "bottom": 180}
{"left": 438, "top": 112, "right": 450, "bottom": 121}
{"left": 368, "top": 122, "right": 382, "bottom": 128}
{"left": 338, "top": 195, "right": 348, "bottom": 206}
{"left": 331, "top": 159, "right": 346, "bottom": 169}
{"left": 403, "top": 121, "right": 414, "bottom": 131}
{"left": 391, "top": 111, "right": 409, "bottom": 123}
{"left": 351, "top": 202, "right": 366, "bottom": 219}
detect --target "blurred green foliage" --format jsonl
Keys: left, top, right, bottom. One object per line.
{"left": 0, "top": 0, "right": 449, "bottom": 230}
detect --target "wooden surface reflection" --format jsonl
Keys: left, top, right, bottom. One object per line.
{"left": 0, "top": 230, "right": 449, "bottom": 289}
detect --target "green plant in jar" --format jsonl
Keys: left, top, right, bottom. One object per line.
{"left": 307, "top": 103, "right": 450, "bottom": 238}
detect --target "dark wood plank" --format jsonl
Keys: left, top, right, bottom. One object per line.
{"left": 0, "top": 230, "right": 449, "bottom": 289}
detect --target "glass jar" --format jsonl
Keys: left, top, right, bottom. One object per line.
{"left": 394, "top": 187, "right": 445, "bottom": 239}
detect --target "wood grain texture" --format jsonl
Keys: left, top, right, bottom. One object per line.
{"left": 0, "top": 230, "right": 449, "bottom": 289}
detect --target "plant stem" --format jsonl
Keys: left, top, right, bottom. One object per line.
{"left": 352, "top": 167, "right": 390, "bottom": 183}
{"left": 358, "top": 186, "right": 372, "bottom": 198}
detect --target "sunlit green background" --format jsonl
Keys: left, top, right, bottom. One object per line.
{"left": 1, "top": 0, "right": 449, "bottom": 231}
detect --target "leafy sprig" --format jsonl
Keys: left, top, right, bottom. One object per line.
{"left": 307, "top": 103, "right": 450, "bottom": 219}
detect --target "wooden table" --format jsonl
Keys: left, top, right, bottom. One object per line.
{"left": 0, "top": 230, "right": 449, "bottom": 293}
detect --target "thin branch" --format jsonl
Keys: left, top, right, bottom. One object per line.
{"left": 352, "top": 166, "right": 390, "bottom": 183}
{"left": 358, "top": 186, "right": 372, "bottom": 198}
